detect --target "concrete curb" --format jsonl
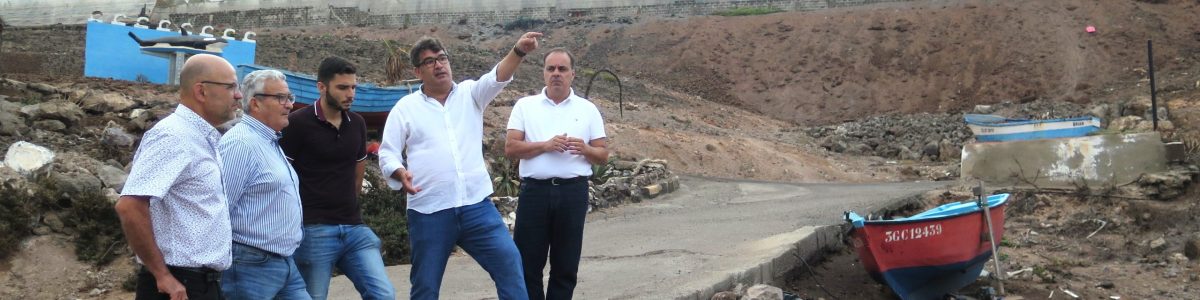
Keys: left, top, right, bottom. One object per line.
{"left": 676, "top": 189, "right": 933, "bottom": 300}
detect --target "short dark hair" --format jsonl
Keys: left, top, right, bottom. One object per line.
{"left": 317, "top": 56, "right": 356, "bottom": 85}
{"left": 409, "top": 36, "right": 446, "bottom": 67}
{"left": 544, "top": 47, "right": 575, "bottom": 70}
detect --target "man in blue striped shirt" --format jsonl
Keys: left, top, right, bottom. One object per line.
{"left": 219, "top": 69, "right": 310, "bottom": 299}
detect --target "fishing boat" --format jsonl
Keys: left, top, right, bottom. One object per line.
{"left": 236, "top": 64, "right": 421, "bottom": 129}
{"left": 964, "top": 114, "right": 1101, "bottom": 142}
{"left": 844, "top": 193, "right": 1009, "bottom": 300}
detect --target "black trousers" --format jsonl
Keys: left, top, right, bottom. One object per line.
{"left": 514, "top": 177, "right": 589, "bottom": 300}
{"left": 135, "top": 265, "right": 224, "bottom": 300}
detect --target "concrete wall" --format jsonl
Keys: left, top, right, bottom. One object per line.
{"left": 1, "top": 0, "right": 154, "bottom": 26}
{"left": 961, "top": 133, "right": 1168, "bottom": 189}
{"left": 3, "top": 0, "right": 909, "bottom": 27}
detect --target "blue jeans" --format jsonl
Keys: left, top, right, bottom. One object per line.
{"left": 221, "top": 243, "right": 311, "bottom": 300}
{"left": 513, "top": 180, "right": 589, "bottom": 300}
{"left": 408, "top": 199, "right": 527, "bottom": 300}
{"left": 294, "top": 224, "right": 395, "bottom": 300}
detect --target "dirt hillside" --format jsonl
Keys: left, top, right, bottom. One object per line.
{"left": 554, "top": 0, "right": 1200, "bottom": 125}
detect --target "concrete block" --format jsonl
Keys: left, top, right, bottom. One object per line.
{"left": 961, "top": 133, "right": 1167, "bottom": 188}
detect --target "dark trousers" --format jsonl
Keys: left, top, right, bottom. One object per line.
{"left": 136, "top": 265, "right": 224, "bottom": 300}
{"left": 513, "top": 178, "right": 589, "bottom": 300}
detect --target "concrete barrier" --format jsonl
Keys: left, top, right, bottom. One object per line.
{"left": 961, "top": 132, "right": 1167, "bottom": 188}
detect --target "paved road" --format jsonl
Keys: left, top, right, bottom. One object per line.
{"left": 329, "top": 175, "right": 947, "bottom": 299}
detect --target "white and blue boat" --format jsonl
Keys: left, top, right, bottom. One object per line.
{"left": 236, "top": 64, "right": 421, "bottom": 129}
{"left": 964, "top": 114, "right": 1101, "bottom": 142}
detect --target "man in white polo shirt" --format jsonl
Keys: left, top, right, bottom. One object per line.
{"left": 504, "top": 48, "right": 608, "bottom": 300}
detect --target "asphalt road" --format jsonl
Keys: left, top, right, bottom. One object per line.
{"left": 329, "top": 175, "right": 947, "bottom": 299}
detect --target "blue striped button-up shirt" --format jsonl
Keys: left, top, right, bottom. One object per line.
{"left": 220, "top": 116, "right": 303, "bottom": 256}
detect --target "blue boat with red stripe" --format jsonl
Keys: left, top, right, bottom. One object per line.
{"left": 845, "top": 193, "right": 1009, "bottom": 300}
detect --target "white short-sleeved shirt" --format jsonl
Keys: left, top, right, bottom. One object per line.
{"left": 122, "top": 104, "right": 232, "bottom": 270}
{"left": 506, "top": 88, "right": 607, "bottom": 179}
{"left": 378, "top": 65, "right": 511, "bottom": 214}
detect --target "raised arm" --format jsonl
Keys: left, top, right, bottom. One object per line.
{"left": 495, "top": 32, "right": 542, "bottom": 82}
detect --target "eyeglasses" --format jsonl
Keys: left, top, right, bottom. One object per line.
{"left": 254, "top": 93, "right": 296, "bottom": 105}
{"left": 418, "top": 54, "right": 450, "bottom": 68}
{"left": 200, "top": 81, "right": 239, "bottom": 91}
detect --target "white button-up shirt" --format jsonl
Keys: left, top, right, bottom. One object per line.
{"left": 122, "top": 104, "right": 232, "bottom": 270}
{"left": 379, "top": 65, "right": 510, "bottom": 214}
{"left": 507, "top": 88, "right": 607, "bottom": 179}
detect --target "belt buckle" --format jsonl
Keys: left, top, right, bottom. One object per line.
{"left": 551, "top": 178, "right": 561, "bottom": 186}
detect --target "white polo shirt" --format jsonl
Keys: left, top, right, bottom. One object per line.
{"left": 507, "top": 88, "right": 607, "bottom": 179}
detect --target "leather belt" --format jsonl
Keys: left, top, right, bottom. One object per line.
{"left": 164, "top": 265, "right": 222, "bottom": 282}
{"left": 522, "top": 176, "right": 589, "bottom": 186}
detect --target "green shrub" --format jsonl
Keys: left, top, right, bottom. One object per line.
{"left": 0, "top": 176, "right": 124, "bottom": 264}
{"left": 579, "top": 68, "right": 619, "bottom": 84}
{"left": 712, "top": 6, "right": 783, "bottom": 17}
{"left": 0, "top": 182, "right": 34, "bottom": 260}
{"left": 67, "top": 186, "right": 125, "bottom": 265}
{"left": 591, "top": 157, "right": 617, "bottom": 185}
{"left": 359, "top": 168, "right": 410, "bottom": 265}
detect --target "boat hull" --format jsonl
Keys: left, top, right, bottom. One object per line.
{"left": 236, "top": 64, "right": 420, "bottom": 130}
{"left": 847, "top": 194, "right": 1008, "bottom": 300}
{"left": 965, "top": 115, "right": 1100, "bottom": 142}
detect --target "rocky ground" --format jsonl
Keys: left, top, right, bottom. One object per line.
{"left": 1, "top": 0, "right": 1200, "bottom": 299}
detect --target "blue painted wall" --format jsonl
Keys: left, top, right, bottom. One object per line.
{"left": 84, "top": 22, "right": 256, "bottom": 84}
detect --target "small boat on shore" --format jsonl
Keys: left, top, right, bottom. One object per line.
{"left": 964, "top": 114, "right": 1100, "bottom": 142}
{"left": 236, "top": 64, "right": 421, "bottom": 130}
{"left": 845, "top": 193, "right": 1009, "bottom": 300}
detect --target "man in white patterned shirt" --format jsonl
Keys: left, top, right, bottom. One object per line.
{"left": 218, "top": 70, "right": 309, "bottom": 299}
{"left": 379, "top": 32, "right": 541, "bottom": 300}
{"left": 115, "top": 54, "right": 241, "bottom": 300}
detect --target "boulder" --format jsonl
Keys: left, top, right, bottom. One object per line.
{"left": 52, "top": 169, "right": 103, "bottom": 197}
{"left": 1185, "top": 237, "right": 1200, "bottom": 261}
{"left": 95, "top": 165, "right": 128, "bottom": 192}
{"left": 1089, "top": 104, "right": 1111, "bottom": 122}
{"left": 1124, "top": 95, "right": 1152, "bottom": 118}
{"left": 0, "top": 99, "right": 21, "bottom": 114}
{"left": 1150, "top": 237, "right": 1168, "bottom": 251}
{"left": 744, "top": 284, "right": 783, "bottom": 300}
{"left": 32, "top": 101, "right": 85, "bottom": 127}
{"left": 102, "top": 123, "right": 137, "bottom": 148}
{"left": 4, "top": 141, "right": 55, "bottom": 177}
{"left": 938, "top": 139, "right": 960, "bottom": 161}
{"left": 27, "top": 82, "right": 62, "bottom": 95}
{"left": 710, "top": 291, "right": 738, "bottom": 300}
{"left": 32, "top": 119, "right": 67, "bottom": 132}
{"left": 81, "top": 92, "right": 137, "bottom": 113}
{"left": 1109, "top": 115, "right": 1143, "bottom": 132}
{"left": 0, "top": 110, "right": 26, "bottom": 136}
{"left": 922, "top": 140, "right": 941, "bottom": 158}
{"left": 0, "top": 164, "right": 26, "bottom": 187}
{"left": 1133, "top": 120, "right": 1174, "bottom": 132}
{"left": 42, "top": 212, "right": 65, "bottom": 233}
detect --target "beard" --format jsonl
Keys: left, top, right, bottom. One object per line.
{"left": 323, "top": 90, "right": 348, "bottom": 112}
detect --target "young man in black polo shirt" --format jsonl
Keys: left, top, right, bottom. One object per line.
{"left": 280, "top": 56, "right": 395, "bottom": 300}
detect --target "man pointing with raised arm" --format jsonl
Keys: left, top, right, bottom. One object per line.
{"left": 378, "top": 32, "right": 542, "bottom": 300}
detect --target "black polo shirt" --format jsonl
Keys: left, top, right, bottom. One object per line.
{"left": 280, "top": 104, "right": 368, "bottom": 225}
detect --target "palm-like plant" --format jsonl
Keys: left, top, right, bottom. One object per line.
{"left": 491, "top": 156, "right": 521, "bottom": 197}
